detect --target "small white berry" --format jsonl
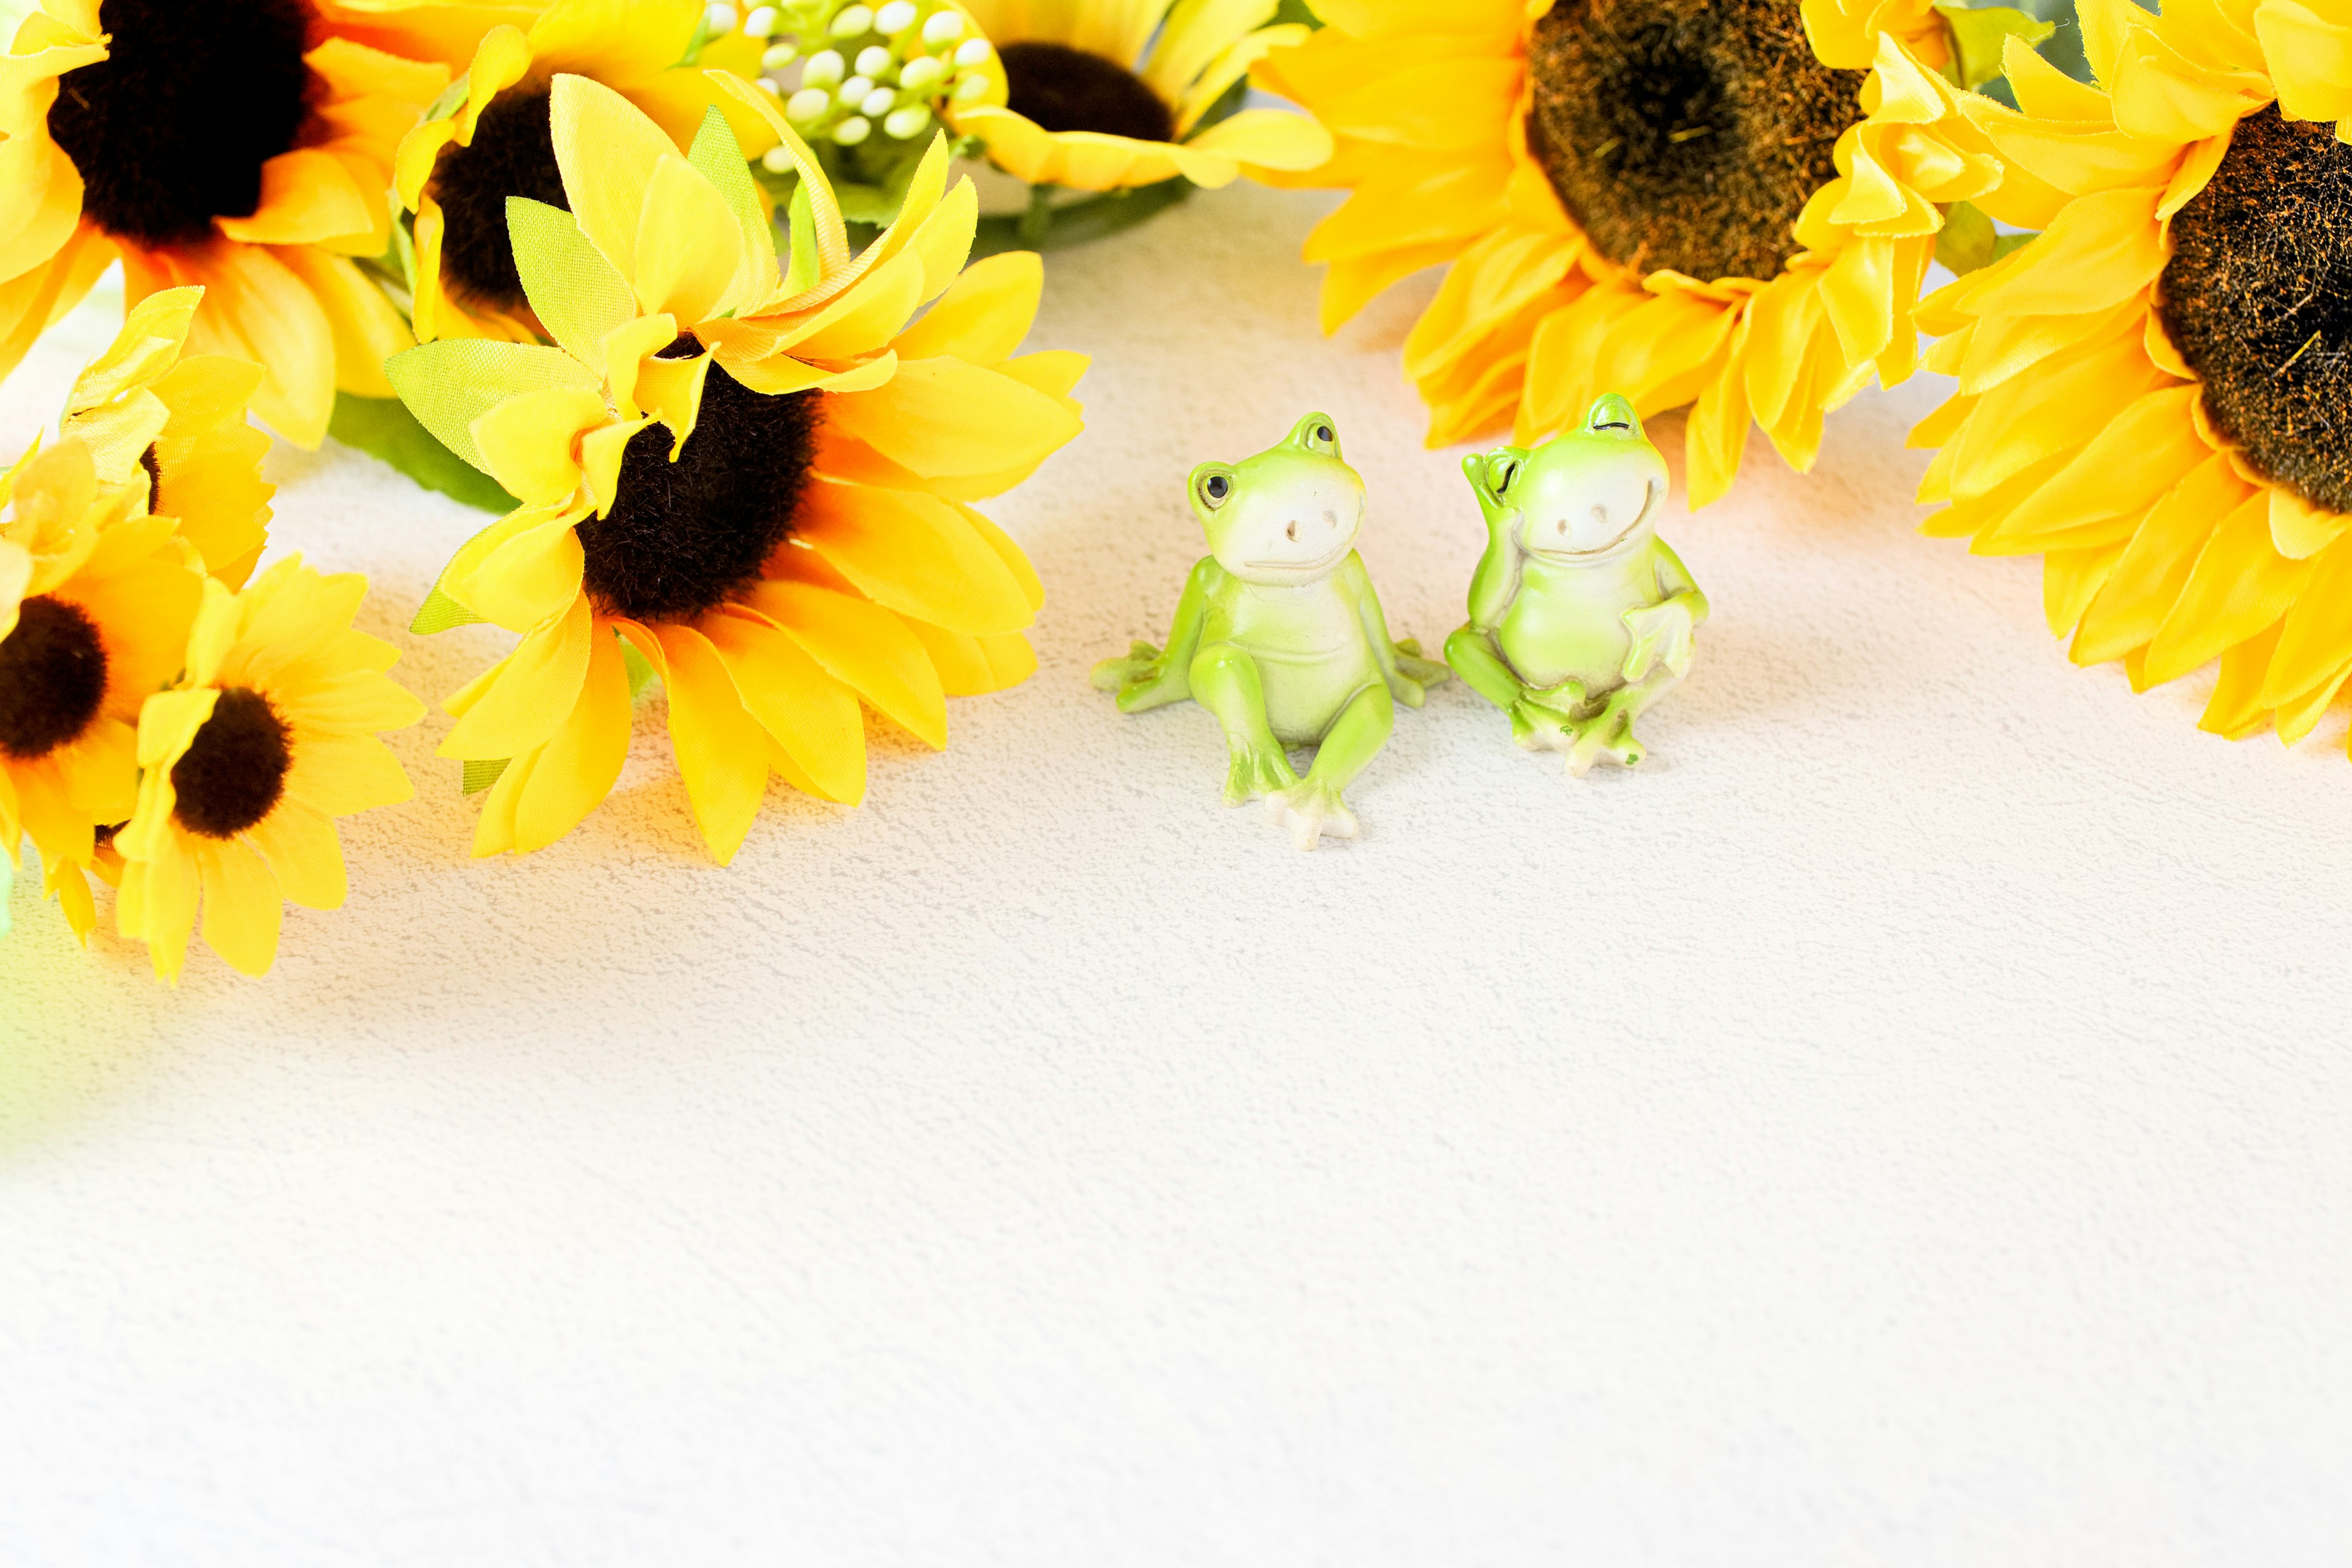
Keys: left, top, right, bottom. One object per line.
{"left": 829, "top": 4, "right": 875, "bottom": 37}
{"left": 742, "top": 5, "right": 780, "bottom": 37}
{"left": 875, "top": 1, "right": 919, "bottom": 36}
{"left": 761, "top": 145, "right": 794, "bottom": 172}
{"left": 861, "top": 86, "right": 897, "bottom": 116}
{"left": 801, "top": 47, "right": 845, "bottom": 86}
{"left": 922, "top": 9, "right": 964, "bottom": 45}
{"left": 953, "top": 36, "right": 990, "bottom": 67}
{"left": 883, "top": 104, "right": 932, "bottom": 138}
{"left": 898, "top": 55, "right": 945, "bottom": 94}
{"left": 704, "top": 4, "right": 738, "bottom": 35}
{"left": 833, "top": 115, "right": 872, "bottom": 144}
{"left": 951, "top": 69, "right": 991, "bottom": 100}
{"left": 854, "top": 44, "right": 893, "bottom": 77}
{"left": 761, "top": 41, "right": 798, "bottom": 69}
{"left": 837, "top": 74, "right": 873, "bottom": 103}
{"left": 786, "top": 86, "right": 832, "bottom": 123}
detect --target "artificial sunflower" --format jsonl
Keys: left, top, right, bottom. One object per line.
{"left": 56, "top": 285, "right": 275, "bottom": 588}
{"left": 0, "top": 435, "right": 203, "bottom": 942}
{"left": 390, "top": 0, "right": 779, "bottom": 344}
{"left": 0, "top": 0, "right": 450, "bottom": 446}
{"left": 388, "top": 74, "right": 1083, "bottom": 862}
{"left": 1253, "top": 0, "right": 2041, "bottom": 503}
{"left": 113, "top": 556, "right": 423, "bottom": 982}
{"left": 1912, "top": 1, "right": 2352, "bottom": 753}
{"left": 945, "top": 0, "right": 1332, "bottom": 196}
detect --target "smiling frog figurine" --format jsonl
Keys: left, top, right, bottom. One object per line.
{"left": 1444, "top": 394, "right": 1708, "bottom": 775}
{"left": 1091, "top": 412, "right": 1447, "bottom": 849}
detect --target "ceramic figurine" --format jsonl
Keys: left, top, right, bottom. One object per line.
{"left": 1444, "top": 394, "right": 1707, "bottom": 775}
{"left": 1091, "top": 412, "right": 1448, "bottom": 850}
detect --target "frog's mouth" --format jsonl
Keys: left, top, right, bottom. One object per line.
{"left": 1243, "top": 538, "right": 1352, "bottom": 575}
{"left": 1527, "top": 478, "right": 1660, "bottom": 559}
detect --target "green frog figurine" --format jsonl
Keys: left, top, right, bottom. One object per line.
{"left": 1444, "top": 394, "right": 1708, "bottom": 775}
{"left": 1091, "top": 412, "right": 1448, "bottom": 849}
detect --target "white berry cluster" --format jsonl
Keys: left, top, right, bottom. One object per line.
{"left": 714, "top": 0, "right": 998, "bottom": 158}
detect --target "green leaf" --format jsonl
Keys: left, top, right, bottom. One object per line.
{"left": 410, "top": 586, "right": 486, "bottom": 635}
{"left": 622, "top": 635, "right": 660, "bottom": 700}
{"left": 507, "top": 196, "right": 636, "bottom": 364}
{"left": 783, "top": 178, "right": 822, "bottom": 296}
{"left": 329, "top": 392, "right": 523, "bottom": 513}
{"left": 688, "top": 105, "right": 778, "bottom": 282}
{"left": 462, "top": 757, "right": 510, "bottom": 796}
{"left": 1935, "top": 200, "right": 2038, "bottom": 274}
{"left": 1933, "top": 2, "right": 2056, "bottom": 88}
{"left": 382, "top": 339, "right": 598, "bottom": 474}
{"left": 971, "top": 176, "right": 1194, "bottom": 257}
{"left": 1273, "top": 0, "right": 1322, "bottom": 24}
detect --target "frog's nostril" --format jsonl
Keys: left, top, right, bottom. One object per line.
{"left": 1322, "top": 508, "right": 1336, "bottom": 530}
{"left": 1285, "top": 520, "right": 1298, "bottom": 541}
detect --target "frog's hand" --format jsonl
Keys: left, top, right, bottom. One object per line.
{"left": 1390, "top": 641, "right": 1451, "bottom": 688}
{"left": 1088, "top": 640, "right": 1163, "bottom": 693}
{"left": 1619, "top": 600, "right": 1696, "bottom": 682}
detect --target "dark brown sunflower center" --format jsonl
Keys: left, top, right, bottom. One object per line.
{"left": 1000, "top": 41, "right": 1174, "bottom": 143}
{"left": 2158, "top": 106, "right": 2352, "bottom": 516}
{"left": 1524, "top": 0, "right": 1863, "bottom": 281}
{"left": 171, "top": 687, "right": 292, "bottom": 839}
{"left": 45, "top": 0, "right": 312, "bottom": 249}
{"left": 428, "top": 84, "right": 570, "bottom": 309}
{"left": 0, "top": 595, "right": 107, "bottom": 761}
{"left": 579, "top": 341, "right": 822, "bottom": 624}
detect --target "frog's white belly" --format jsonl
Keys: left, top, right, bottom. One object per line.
{"left": 1229, "top": 582, "right": 1379, "bottom": 744}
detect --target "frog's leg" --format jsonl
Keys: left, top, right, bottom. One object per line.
{"left": 1442, "top": 624, "right": 1520, "bottom": 711}
{"left": 1562, "top": 666, "right": 1685, "bottom": 775}
{"left": 1188, "top": 643, "right": 1299, "bottom": 804}
{"left": 1268, "top": 681, "right": 1392, "bottom": 851}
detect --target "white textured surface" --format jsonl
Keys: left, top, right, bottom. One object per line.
{"left": 5, "top": 183, "right": 2351, "bottom": 1565}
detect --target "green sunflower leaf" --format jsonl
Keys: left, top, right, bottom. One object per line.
{"left": 1936, "top": 200, "right": 2038, "bottom": 275}
{"left": 783, "top": 177, "right": 823, "bottom": 296}
{"left": 688, "top": 105, "right": 778, "bottom": 283}
{"left": 622, "top": 635, "right": 660, "bottom": 700}
{"left": 409, "top": 586, "right": 486, "bottom": 636}
{"left": 382, "top": 339, "right": 600, "bottom": 475}
{"left": 507, "top": 197, "right": 635, "bottom": 365}
{"left": 329, "top": 392, "right": 522, "bottom": 514}
{"left": 1932, "top": 2, "right": 2056, "bottom": 89}
{"left": 462, "top": 757, "right": 510, "bottom": 796}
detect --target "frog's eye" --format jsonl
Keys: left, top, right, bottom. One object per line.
{"left": 1314, "top": 424, "right": 1333, "bottom": 444}
{"left": 1494, "top": 458, "right": 1521, "bottom": 494}
{"left": 1199, "top": 471, "right": 1231, "bottom": 508}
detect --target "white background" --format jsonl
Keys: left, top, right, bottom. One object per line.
{"left": 4, "top": 178, "right": 2350, "bottom": 1564}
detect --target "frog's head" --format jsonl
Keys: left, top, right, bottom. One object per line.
{"left": 1482, "top": 394, "right": 1668, "bottom": 562}
{"left": 1188, "top": 412, "right": 1365, "bottom": 587}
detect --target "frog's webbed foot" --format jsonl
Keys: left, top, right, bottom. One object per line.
{"left": 1266, "top": 777, "right": 1359, "bottom": 851}
{"left": 1562, "top": 689, "right": 1649, "bottom": 776}
{"left": 1090, "top": 639, "right": 1161, "bottom": 693}
{"left": 1223, "top": 741, "right": 1298, "bottom": 807}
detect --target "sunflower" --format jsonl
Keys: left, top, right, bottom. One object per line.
{"left": 0, "top": 0, "right": 451, "bottom": 447}
{"left": 56, "top": 284, "right": 275, "bottom": 588}
{"left": 1911, "top": 2, "right": 2352, "bottom": 753}
{"left": 1252, "top": 0, "right": 2045, "bottom": 504}
{"left": 113, "top": 556, "right": 423, "bottom": 981}
{"left": 944, "top": 0, "right": 1332, "bottom": 195}
{"left": 0, "top": 434, "right": 203, "bottom": 943}
{"left": 388, "top": 74, "right": 1083, "bottom": 862}
{"left": 390, "top": 0, "right": 780, "bottom": 345}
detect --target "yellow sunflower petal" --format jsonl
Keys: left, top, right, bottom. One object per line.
{"left": 2261, "top": 535, "right": 2352, "bottom": 706}
{"left": 2270, "top": 483, "right": 2352, "bottom": 560}
{"left": 793, "top": 477, "right": 1036, "bottom": 636}
{"left": 470, "top": 386, "right": 608, "bottom": 505}
{"left": 197, "top": 836, "right": 284, "bottom": 979}
{"left": 2146, "top": 490, "right": 2314, "bottom": 684}
{"left": 652, "top": 620, "right": 769, "bottom": 864}
{"left": 633, "top": 153, "right": 744, "bottom": 323}
{"left": 703, "top": 605, "right": 867, "bottom": 804}
{"left": 2255, "top": 0, "right": 2352, "bottom": 129}
{"left": 119, "top": 840, "right": 200, "bottom": 984}
{"left": 741, "top": 579, "right": 948, "bottom": 748}
{"left": 2072, "top": 456, "right": 2245, "bottom": 663}
{"left": 549, "top": 72, "right": 681, "bottom": 278}
{"left": 247, "top": 799, "right": 349, "bottom": 911}
{"left": 511, "top": 622, "right": 631, "bottom": 853}
{"left": 439, "top": 590, "right": 594, "bottom": 758}
{"left": 891, "top": 251, "right": 1041, "bottom": 364}
{"left": 823, "top": 355, "right": 1085, "bottom": 481}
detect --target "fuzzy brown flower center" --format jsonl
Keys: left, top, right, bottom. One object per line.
{"left": 1000, "top": 42, "right": 1174, "bottom": 144}
{"left": 578, "top": 342, "right": 822, "bottom": 624}
{"left": 46, "top": 0, "right": 314, "bottom": 249}
{"left": 0, "top": 596, "right": 108, "bottom": 761}
{"left": 2158, "top": 106, "right": 2352, "bottom": 516}
{"left": 427, "top": 85, "right": 570, "bottom": 309}
{"left": 171, "top": 687, "right": 292, "bottom": 839}
{"left": 1524, "top": 0, "right": 1864, "bottom": 281}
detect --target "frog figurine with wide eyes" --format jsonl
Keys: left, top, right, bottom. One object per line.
{"left": 1444, "top": 394, "right": 1708, "bottom": 775}
{"left": 1091, "top": 412, "right": 1449, "bottom": 850}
